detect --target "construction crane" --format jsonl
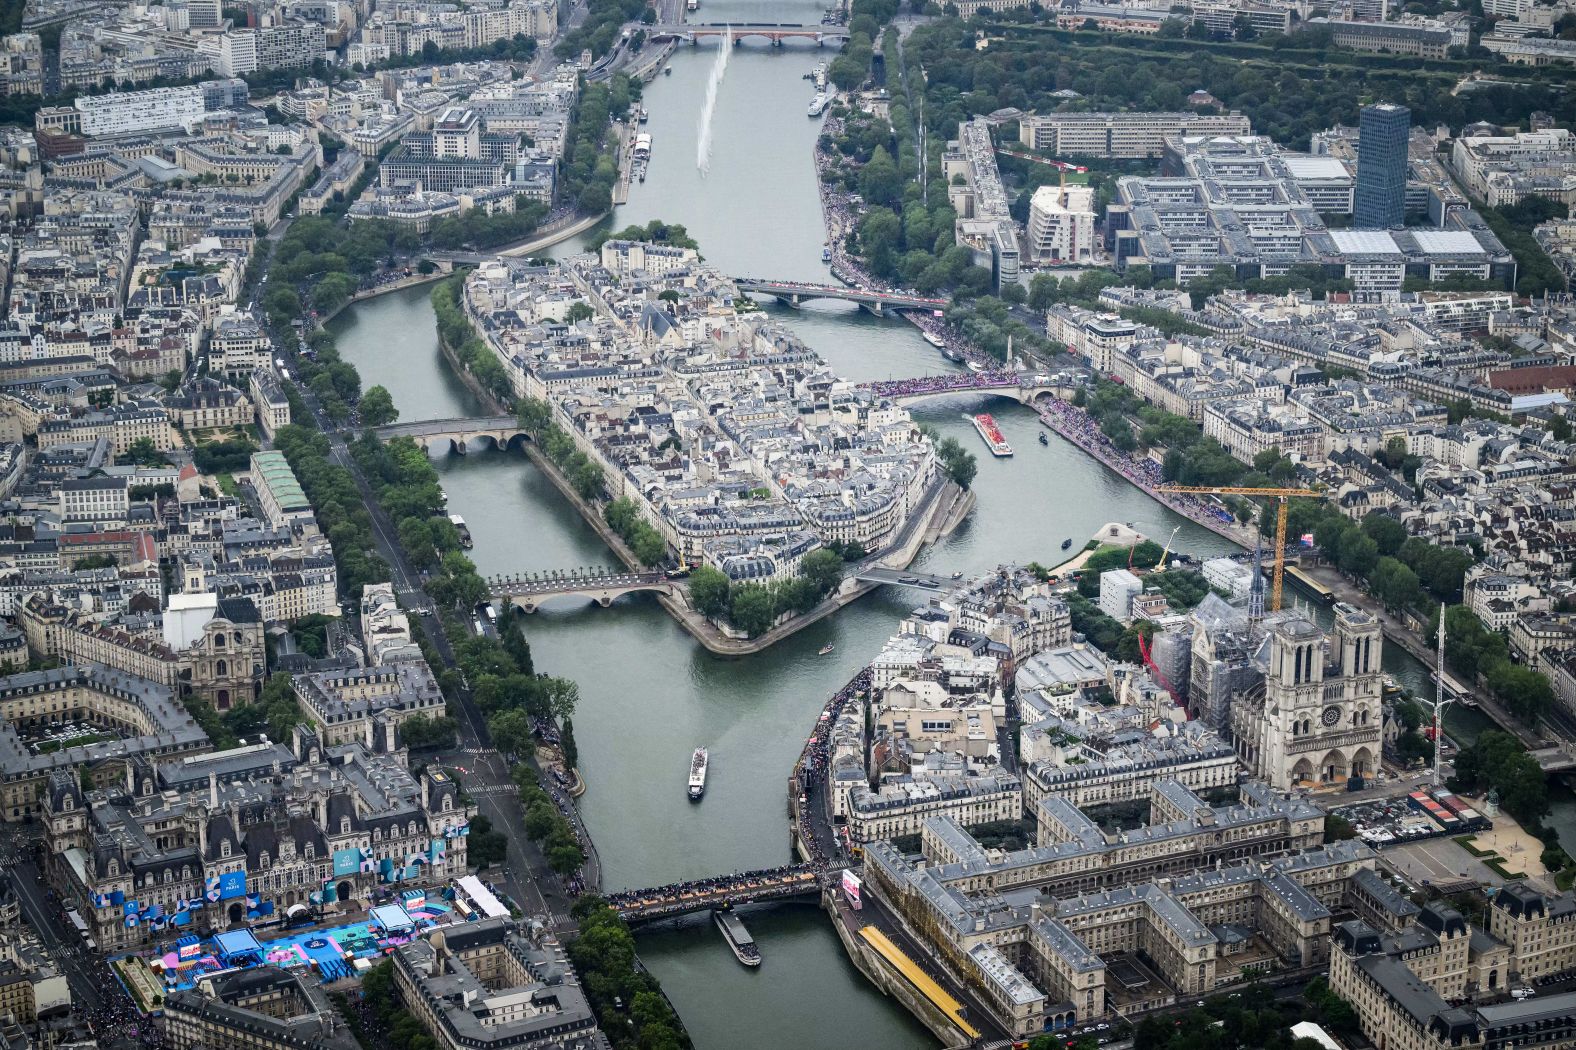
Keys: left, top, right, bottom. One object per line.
{"left": 1154, "top": 486, "right": 1324, "bottom": 612}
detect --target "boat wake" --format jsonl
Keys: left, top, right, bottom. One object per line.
{"left": 695, "top": 25, "right": 731, "bottom": 175}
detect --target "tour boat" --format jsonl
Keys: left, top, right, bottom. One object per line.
{"left": 714, "top": 909, "right": 761, "bottom": 967}
{"left": 449, "top": 514, "right": 474, "bottom": 549}
{"left": 818, "top": 643, "right": 835, "bottom": 656}
{"left": 922, "top": 331, "right": 946, "bottom": 349}
{"left": 970, "top": 413, "right": 1013, "bottom": 457}
{"left": 1062, "top": 537, "right": 1074, "bottom": 550}
{"left": 808, "top": 93, "right": 829, "bottom": 117}
{"left": 1039, "top": 432, "right": 1049, "bottom": 446}
{"left": 822, "top": 245, "right": 832, "bottom": 262}
{"left": 688, "top": 747, "right": 709, "bottom": 801}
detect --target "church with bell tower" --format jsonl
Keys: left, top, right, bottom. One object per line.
{"left": 1230, "top": 602, "right": 1385, "bottom": 791}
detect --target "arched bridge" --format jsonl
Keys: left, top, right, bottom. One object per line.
{"left": 649, "top": 22, "right": 849, "bottom": 45}
{"left": 605, "top": 865, "right": 823, "bottom": 925}
{"left": 488, "top": 569, "right": 675, "bottom": 613}
{"left": 733, "top": 278, "right": 949, "bottom": 315}
{"left": 373, "top": 416, "right": 525, "bottom": 455}
{"left": 863, "top": 374, "right": 1063, "bottom": 407}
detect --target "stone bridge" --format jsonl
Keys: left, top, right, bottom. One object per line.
{"left": 488, "top": 569, "right": 676, "bottom": 613}
{"left": 605, "top": 865, "right": 823, "bottom": 925}
{"left": 863, "top": 374, "right": 1064, "bottom": 407}
{"left": 372, "top": 416, "right": 526, "bottom": 455}
{"left": 648, "top": 22, "right": 849, "bottom": 45}
{"left": 733, "top": 278, "right": 948, "bottom": 315}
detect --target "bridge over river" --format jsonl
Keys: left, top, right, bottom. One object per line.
{"left": 734, "top": 278, "right": 948, "bottom": 314}
{"left": 487, "top": 569, "right": 675, "bottom": 613}
{"left": 647, "top": 22, "right": 849, "bottom": 44}
{"left": 606, "top": 864, "right": 824, "bottom": 924}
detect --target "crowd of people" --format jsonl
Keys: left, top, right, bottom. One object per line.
{"left": 1036, "top": 397, "right": 1245, "bottom": 540}
{"left": 867, "top": 371, "right": 1019, "bottom": 400}
{"left": 601, "top": 865, "right": 819, "bottom": 920}
{"left": 792, "top": 668, "right": 871, "bottom": 869}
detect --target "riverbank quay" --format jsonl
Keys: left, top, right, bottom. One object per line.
{"left": 826, "top": 890, "right": 997, "bottom": 1048}
{"left": 282, "top": 359, "right": 596, "bottom": 930}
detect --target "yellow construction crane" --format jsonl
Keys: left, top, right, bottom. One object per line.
{"left": 1154, "top": 486, "right": 1324, "bottom": 612}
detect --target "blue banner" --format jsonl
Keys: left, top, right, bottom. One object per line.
{"left": 332, "top": 848, "right": 361, "bottom": 878}
{"left": 218, "top": 870, "right": 247, "bottom": 901}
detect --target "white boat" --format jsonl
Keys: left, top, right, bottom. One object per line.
{"left": 714, "top": 909, "right": 761, "bottom": 967}
{"left": 970, "top": 413, "right": 1013, "bottom": 457}
{"left": 966, "top": 360, "right": 984, "bottom": 373}
{"left": 688, "top": 747, "right": 708, "bottom": 801}
{"left": 818, "top": 643, "right": 835, "bottom": 655}
{"left": 808, "top": 93, "right": 829, "bottom": 117}
{"left": 449, "top": 514, "right": 473, "bottom": 548}
{"left": 922, "top": 331, "right": 946, "bottom": 349}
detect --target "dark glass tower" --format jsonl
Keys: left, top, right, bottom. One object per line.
{"left": 1354, "top": 103, "right": 1410, "bottom": 228}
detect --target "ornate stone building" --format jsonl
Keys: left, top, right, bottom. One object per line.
{"left": 42, "top": 723, "right": 470, "bottom": 950}
{"left": 1230, "top": 603, "right": 1384, "bottom": 790}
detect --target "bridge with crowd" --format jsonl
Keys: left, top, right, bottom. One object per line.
{"left": 647, "top": 22, "right": 850, "bottom": 45}
{"left": 606, "top": 864, "right": 825, "bottom": 924}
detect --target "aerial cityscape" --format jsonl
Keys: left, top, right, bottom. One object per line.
{"left": 12, "top": 0, "right": 1576, "bottom": 1046}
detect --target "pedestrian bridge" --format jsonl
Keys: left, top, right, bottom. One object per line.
{"left": 864, "top": 374, "right": 1062, "bottom": 407}
{"left": 733, "top": 278, "right": 948, "bottom": 315}
{"left": 488, "top": 569, "right": 675, "bottom": 613}
{"left": 373, "top": 416, "right": 526, "bottom": 455}
{"left": 606, "top": 864, "right": 823, "bottom": 925}
{"left": 649, "top": 23, "right": 849, "bottom": 45}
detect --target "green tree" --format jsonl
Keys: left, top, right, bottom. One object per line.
{"left": 730, "top": 583, "right": 777, "bottom": 637}
{"left": 689, "top": 565, "right": 732, "bottom": 619}
{"left": 122, "top": 437, "right": 169, "bottom": 467}
{"left": 360, "top": 385, "right": 398, "bottom": 426}
{"left": 801, "top": 548, "right": 845, "bottom": 597}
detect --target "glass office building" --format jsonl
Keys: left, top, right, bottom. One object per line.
{"left": 1354, "top": 103, "right": 1410, "bottom": 228}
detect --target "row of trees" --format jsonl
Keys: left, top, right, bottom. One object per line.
{"left": 1432, "top": 604, "right": 1555, "bottom": 724}
{"left": 1308, "top": 510, "right": 1473, "bottom": 613}
{"left": 1075, "top": 378, "right": 1296, "bottom": 492}
{"left": 428, "top": 198, "right": 550, "bottom": 252}
{"left": 516, "top": 397, "right": 606, "bottom": 501}
{"left": 568, "top": 898, "right": 690, "bottom": 1050}
{"left": 510, "top": 763, "right": 583, "bottom": 875}
{"left": 559, "top": 75, "right": 638, "bottom": 216}
{"left": 603, "top": 498, "right": 666, "bottom": 566}
{"left": 431, "top": 275, "right": 516, "bottom": 403}
{"left": 348, "top": 431, "right": 493, "bottom": 611}
{"left": 273, "top": 425, "right": 392, "bottom": 592}
{"left": 687, "top": 549, "right": 848, "bottom": 637}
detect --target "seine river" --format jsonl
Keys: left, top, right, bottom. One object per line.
{"left": 328, "top": 5, "right": 1458, "bottom": 1043}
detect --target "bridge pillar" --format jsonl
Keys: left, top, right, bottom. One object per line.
{"left": 598, "top": 595, "right": 613, "bottom": 607}
{"left": 859, "top": 301, "right": 883, "bottom": 317}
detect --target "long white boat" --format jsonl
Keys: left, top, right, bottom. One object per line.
{"left": 714, "top": 909, "right": 761, "bottom": 966}
{"left": 808, "top": 93, "right": 829, "bottom": 117}
{"left": 688, "top": 747, "right": 709, "bottom": 801}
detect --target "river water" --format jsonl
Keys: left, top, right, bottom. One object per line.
{"left": 328, "top": 9, "right": 1474, "bottom": 1045}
